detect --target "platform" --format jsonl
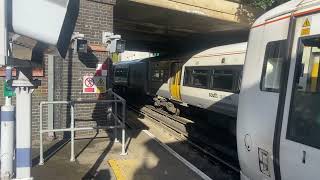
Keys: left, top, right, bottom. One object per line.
{"left": 31, "top": 123, "right": 209, "bottom": 180}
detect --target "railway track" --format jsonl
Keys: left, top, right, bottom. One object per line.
{"left": 127, "top": 104, "right": 240, "bottom": 174}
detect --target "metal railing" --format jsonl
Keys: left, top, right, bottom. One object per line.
{"left": 39, "top": 90, "right": 127, "bottom": 165}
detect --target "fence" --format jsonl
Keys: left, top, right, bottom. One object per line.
{"left": 38, "top": 90, "right": 127, "bottom": 165}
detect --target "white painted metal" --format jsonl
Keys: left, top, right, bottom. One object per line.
{"left": 70, "top": 104, "right": 75, "bottom": 162}
{"left": 11, "top": 0, "right": 70, "bottom": 45}
{"left": 1, "top": 105, "right": 15, "bottom": 180}
{"left": 15, "top": 86, "right": 33, "bottom": 180}
{"left": 1, "top": 51, "right": 14, "bottom": 180}
{"left": 181, "top": 42, "right": 247, "bottom": 117}
{"left": 237, "top": 0, "right": 320, "bottom": 180}
{"left": 39, "top": 91, "right": 127, "bottom": 165}
{"left": 47, "top": 55, "right": 55, "bottom": 139}
{"left": 279, "top": 11, "right": 320, "bottom": 180}
{"left": 237, "top": 16, "right": 289, "bottom": 180}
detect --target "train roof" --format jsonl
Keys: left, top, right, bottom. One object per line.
{"left": 114, "top": 42, "right": 248, "bottom": 65}
{"left": 114, "top": 59, "right": 147, "bottom": 65}
{"left": 192, "top": 42, "right": 247, "bottom": 58}
{"left": 253, "top": 0, "right": 320, "bottom": 28}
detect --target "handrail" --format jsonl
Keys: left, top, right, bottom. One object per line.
{"left": 39, "top": 89, "right": 127, "bottom": 165}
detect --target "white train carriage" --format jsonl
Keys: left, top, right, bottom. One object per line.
{"left": 237, "top": 0, "right": 320, "bottom": 180}
{"left": 151, "top": 43, "right": 246, "bottom": 117}
{"left": 181, "top": 43, "right": 246, "bottom": 117}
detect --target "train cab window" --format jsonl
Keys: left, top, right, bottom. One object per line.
{"left": 115, "top": 68, "right": 128, "bottom": 78}
{"left": 211, "top": 69, "right": 234, "bottom": 91}
{"left": 151, "top": 69, "right": 163, "bottom": 81}
{"left": 287, "top": 37, "right": 320, "bottom": 149}
{"left": 151, "top": 69, "right": 168, "bottom": 83}
{"left": 184, "top": 68, "right": 209, "bottom": 88}
{"left": 261, "top": 40, "right": 286, "bottom": 92}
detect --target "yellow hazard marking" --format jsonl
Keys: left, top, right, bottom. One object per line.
{"left": 311, "top": 63, "right": 319, "bottom": 92}
{"left": 301, "top": 18, "right": 311, "bottom": 36}
{"left": 108, "top": 160, "right": 126, "bottom": 180}
{"left": 303, "top": 18, "right": 311, "bottom": 27}
{"left": 301, "top": 28, "right": 311, "bottom": 36}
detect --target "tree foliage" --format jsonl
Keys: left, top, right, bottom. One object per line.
{"left": 244, "top": 0, "right": 288, "bottom": 10}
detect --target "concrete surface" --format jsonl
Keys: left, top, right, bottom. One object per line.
{"left": 31, "top": 127, "right": 205, "bottom": 180}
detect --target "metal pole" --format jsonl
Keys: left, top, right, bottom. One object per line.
{"left": 47, "top": 55, "right": 55, "bottom": 139}
{"left": 1, "top": 68, "right": 15, "bottom": 180}
{"left": 0, "top": 0, "right": 15, "bottom": 178}
{"left": 39, "top": 103, "right": 44, "bottom": 165}
{"left": 113, "top": 99, "right": 118, "bottom": 142}
{"left": 121, "top": 100, "right": 127, "bottom": 155}
{"left": 14, "top": 69, "right": 34, "bottom": 180}
{"left": 70, "top": 103, "right": 75, "bottom": 162}
{"left": 1, "top": 100, "right": 15, "bottom": 180}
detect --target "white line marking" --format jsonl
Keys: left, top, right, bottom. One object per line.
{"left": 142, "top": 130, "right": 213, "bottom": 180}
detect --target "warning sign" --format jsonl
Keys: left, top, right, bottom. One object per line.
{"left": 95, "top": 77, "right": 107, "bottom": 93}
{"left": 301, "top": 18, "right": 311, "bottom": 36}
{"left": 83, "top": 76, "right": 107, "bottom": 94}
{"left": 303, "top": 18, "right": 311, "bottom": 27}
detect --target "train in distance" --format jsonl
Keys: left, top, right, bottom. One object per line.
{"left": 113, "top": 42, "right": 247, "bottom": 118}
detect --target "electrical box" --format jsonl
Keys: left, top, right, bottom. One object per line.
{"left": 11, "top": 0, "right": 79, "bottom": 58}
{"left": 77, "top": 39, "right": 88, "bottom": 53}
{"left": 110, "top": 39, "right": 126, "bottom": 53}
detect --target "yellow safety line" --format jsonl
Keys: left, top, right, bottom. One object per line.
{"left": 108, "top": 159, "right": 126, "bottom": 180}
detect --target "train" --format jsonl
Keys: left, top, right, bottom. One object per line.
{"left": 114, "top": 0, "right": 320, "bottom": 179}
{"left": 238, "top": 0, "right": 320, "bottom": 179}
{"left": 113, "top": 42, "right": 247, "bottom": 118}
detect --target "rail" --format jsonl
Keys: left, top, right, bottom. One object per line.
{"left": 39, "top": 90, "right": 127, "bottom": 165}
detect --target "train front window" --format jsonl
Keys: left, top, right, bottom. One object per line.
{"left": 115, "top": 68, "right": 128, "bottom": 78}
{"left": 152, "top": 69, "right": 164, "bottom": 82}
{"left": 287, "top": 37, "right": 320, "bottom": 149}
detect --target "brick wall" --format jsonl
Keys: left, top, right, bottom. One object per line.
{"left": 1, "top": 0, "right": 116, "bottom": 144}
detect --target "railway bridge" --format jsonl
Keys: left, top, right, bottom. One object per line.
{"left": 115, "top": 0, "right": 262, "bottom": 52}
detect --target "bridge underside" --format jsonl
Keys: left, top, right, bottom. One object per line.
{"left": 114, "top": 0, "right": 261, "bottom": 53}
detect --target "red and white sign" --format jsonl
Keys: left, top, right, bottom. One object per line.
{"left": 83, "top": 76, "right": 95, "bottom": 93}
{"left": 83, "top": 76, "right": 107, "bottom": 93}
{"left": 96, "top": 63, "right": 108, "bottom": 76}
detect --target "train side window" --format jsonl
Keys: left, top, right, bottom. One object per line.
{"left": 211, "top": 69, "right": 234, "bottom": 92}
{"left": 184, "top": 67, "right": 210, "bottom": 89}
{"left": 260, "top": 40, "right": 286, "bottom": 92}
{"left": 287, "top": 37, "right": 320, "bottom": 149}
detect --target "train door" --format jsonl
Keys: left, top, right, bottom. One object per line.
{"left": 278, "top": 14, "right": 320, "bottom": 180}
{"left": 170, "top": 62, "right": 182, "bottom": 101}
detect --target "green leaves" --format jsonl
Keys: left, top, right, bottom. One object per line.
{"left": 243, "top": 0, "right": 288, "bottom": 10}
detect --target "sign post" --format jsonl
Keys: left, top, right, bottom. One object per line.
{"left": 0, "top": 1, "right": 15, "bottom": 180}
